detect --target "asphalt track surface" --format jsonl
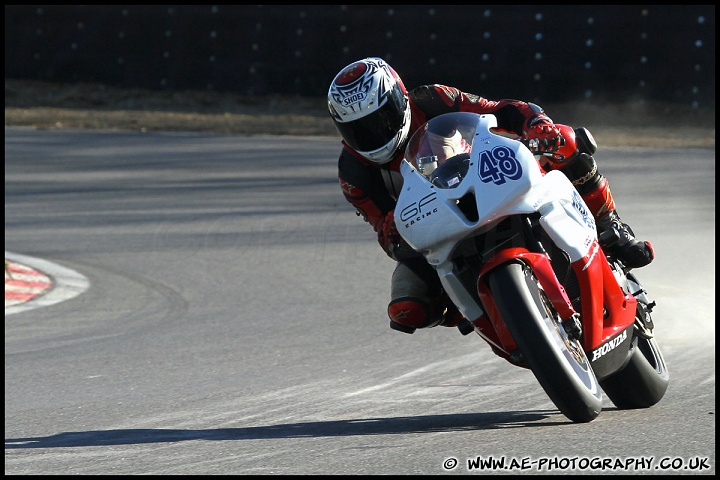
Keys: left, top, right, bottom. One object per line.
{"left": 5, "top": 128, "right": 715, "bottom": 475}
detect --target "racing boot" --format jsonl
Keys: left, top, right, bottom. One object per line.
{"left": 596, "top": 211, "right": 654, "bottom": 268}
{"left": 582, "top": 177, "right": 655, "bottom": 269}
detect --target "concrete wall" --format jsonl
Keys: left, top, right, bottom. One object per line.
{"left": 5, "top": 5, "right": 715, "bottom": 109}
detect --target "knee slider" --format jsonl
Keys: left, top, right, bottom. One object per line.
{"left": 388, "top": 297, "right": 432, "bottom": 331}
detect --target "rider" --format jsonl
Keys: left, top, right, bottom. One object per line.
{"left": 328, "top": 57, "right": 655, "bottom": 335}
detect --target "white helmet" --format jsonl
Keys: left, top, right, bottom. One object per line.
{"left": 328, "top": 57, "right": 411, "bottom": 164}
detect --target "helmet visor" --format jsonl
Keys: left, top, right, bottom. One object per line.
{"left": 334, "top": 87, "right": 407, "bottom": 153}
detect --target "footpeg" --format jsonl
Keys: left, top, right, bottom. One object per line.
{"left": 457, "top": 319, "right": 475, "bottom": 336}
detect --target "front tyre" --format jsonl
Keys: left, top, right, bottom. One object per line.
{"left": 488, "top": 262, "right": 603, "bottom": 423}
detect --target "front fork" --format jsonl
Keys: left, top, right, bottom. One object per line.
{"left": 475, "top": 240, "right": 636, "bottom": 358}
{"left": 476, "top": 248, "right": 577, "bottom": 354}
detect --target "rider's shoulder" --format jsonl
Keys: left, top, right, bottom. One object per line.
{"left": 409, "top": 84, "right": 460, "bottom": 101}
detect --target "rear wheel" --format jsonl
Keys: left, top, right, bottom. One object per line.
{"left": 600, "top": 334, "right": 668, "bottom": 408}
{"left": 599, "top": 272, "right": 669, "bottom": 408}
{"left": 488, "top": 262, "right": 603, "bottom": 423}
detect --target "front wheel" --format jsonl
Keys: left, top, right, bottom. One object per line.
{"left": 488, "top": 262, "right": 603, "bottom": 423}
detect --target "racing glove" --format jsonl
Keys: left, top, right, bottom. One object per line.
{"left": 377, "top": 210, "right": 417, "bottom": 261}
{"left": 525, "top": 122, "right": 564, "bottom": 156}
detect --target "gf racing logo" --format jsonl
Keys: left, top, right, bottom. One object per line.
{"left": 399, "top": 192, "right": 438, "bottom": 227}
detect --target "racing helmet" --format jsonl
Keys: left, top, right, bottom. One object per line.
{"left": 327, "top": 57, "right": 411, "bottom": 164}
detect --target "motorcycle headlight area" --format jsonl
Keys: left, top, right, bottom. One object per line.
{"left": 429, "top": 153, "right": 471, "bottom": 189}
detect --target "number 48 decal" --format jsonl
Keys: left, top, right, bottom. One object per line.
{"left": 479, "top": 146, "right": 522, "bottom": 185}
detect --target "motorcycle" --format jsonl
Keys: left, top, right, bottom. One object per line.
{"left": 394, "top": 112, "right": 669, "bottom": 423}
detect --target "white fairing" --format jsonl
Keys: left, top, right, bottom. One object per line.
{"left": 396, "top": 113, "right": 597, "bottom": 321}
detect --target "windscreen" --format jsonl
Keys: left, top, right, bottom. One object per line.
{"left": 404, "top": 112, "right": 481, "bottom": 189}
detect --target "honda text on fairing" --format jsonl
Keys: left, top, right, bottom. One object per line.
{"left": 395, "top": 112, "right": 668, "bottom": 423}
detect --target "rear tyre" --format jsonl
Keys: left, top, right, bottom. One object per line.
{"left": 488, "top": 262, "right": 603, "bottom": 423}
{"left": 599, "top": 272, "right": 669, "bottom": 408}
{"left": 600, "top": 335, "right": 668, "bottom": 408}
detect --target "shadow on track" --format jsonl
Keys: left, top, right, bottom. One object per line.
{"left": 6, "top": 410, "right": 565, "bottom": 448}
